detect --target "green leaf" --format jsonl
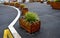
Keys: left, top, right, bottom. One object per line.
{"left": 25, "top": 12, "right": 39, "bottom": 22}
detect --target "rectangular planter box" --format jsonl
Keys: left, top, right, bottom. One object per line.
{"left": 33, "top": 0, "right": 42, "bottom": 2}
{"left": 4, "top": 2, "right": 9, "bottom": 5}
{"left": 15, "top": 2, "right": 20, "bottom": 8}
{"left": 21, "top": 8, "right": 28, "bottom": 15}
{"left": 47, "top": 1, "right": 51, "bottom": 4}
{"left": 10, "top": 2, "right": 15, "bottom": 6}
{"left": 19, "top": 18, "right": 41, "bottom": 33}
{"left": 50, "top": 2, "right": 60, "bottom": 9}
{"left": 29, "top": 0, "right": 34, "bottom": 2}
{"left": 29, "top": 0, "right": 43, "bottom": 3}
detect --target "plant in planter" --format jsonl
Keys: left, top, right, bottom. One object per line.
{"left": 56, "top": 0, "right": 60, "bottom": 2}
{"left": 19, "top": 12, "right": 41, "bottom": 33}
{"left": 25, "top": 12, "right": 39, "bottom": 22}
{"left": 50, "top": 0, "right": 60, "bottom": 9}
{"left": 19, "top": 4, "right": 25, "bottom": 10}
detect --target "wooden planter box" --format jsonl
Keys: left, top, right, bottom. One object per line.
{"left": 21, "top": 8, "right": 28, "bottom": 15}
{"left": 35, "top": 0, "right": 43, "bottom": 3}
{"left": 4, "top": 2, "right": 9, "bottom": 5}
{"left": 22, "top": 0, "right": 25, "bottom": 3}
{"left": 19, "top": 18, "right": 41, "bottom": 33}
{"left": 15, "top": 2, "right": 20, "bottom": 8}
{"left": 47, "top": 1, "right": 51, "bottom": 4}
{"left": 10, "top": 2, "right": 14, "bottom": 6}
{"left": 50, "top": 2, "right": 60, "bottom": 9}
{"left": 29, "top": 0, "right": 34, "bottom": 2}
{"left": 40, "top": 1, "right": 43, "bottom": 3}
{"left": 29, "top": 0, "right": 43, "bottom": 3}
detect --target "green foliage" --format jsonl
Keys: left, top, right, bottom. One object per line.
{"left": 25, "top": 12, "right": 39, "bottom": 22}
{"left": 48, "top": 0, "right": 50, "bottom": 1}
{"left": 55, "top": 0, "right": 60, "bottom": 2}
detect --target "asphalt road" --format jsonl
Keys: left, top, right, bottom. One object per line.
{"left": 0, "top": 5, "right": 18, "bottom": 38}
{"left": 0, "top": 2, "right": 60, "bottom": 38}
{"left": 14, "top": 2, "right": 60, "bottom": 38}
